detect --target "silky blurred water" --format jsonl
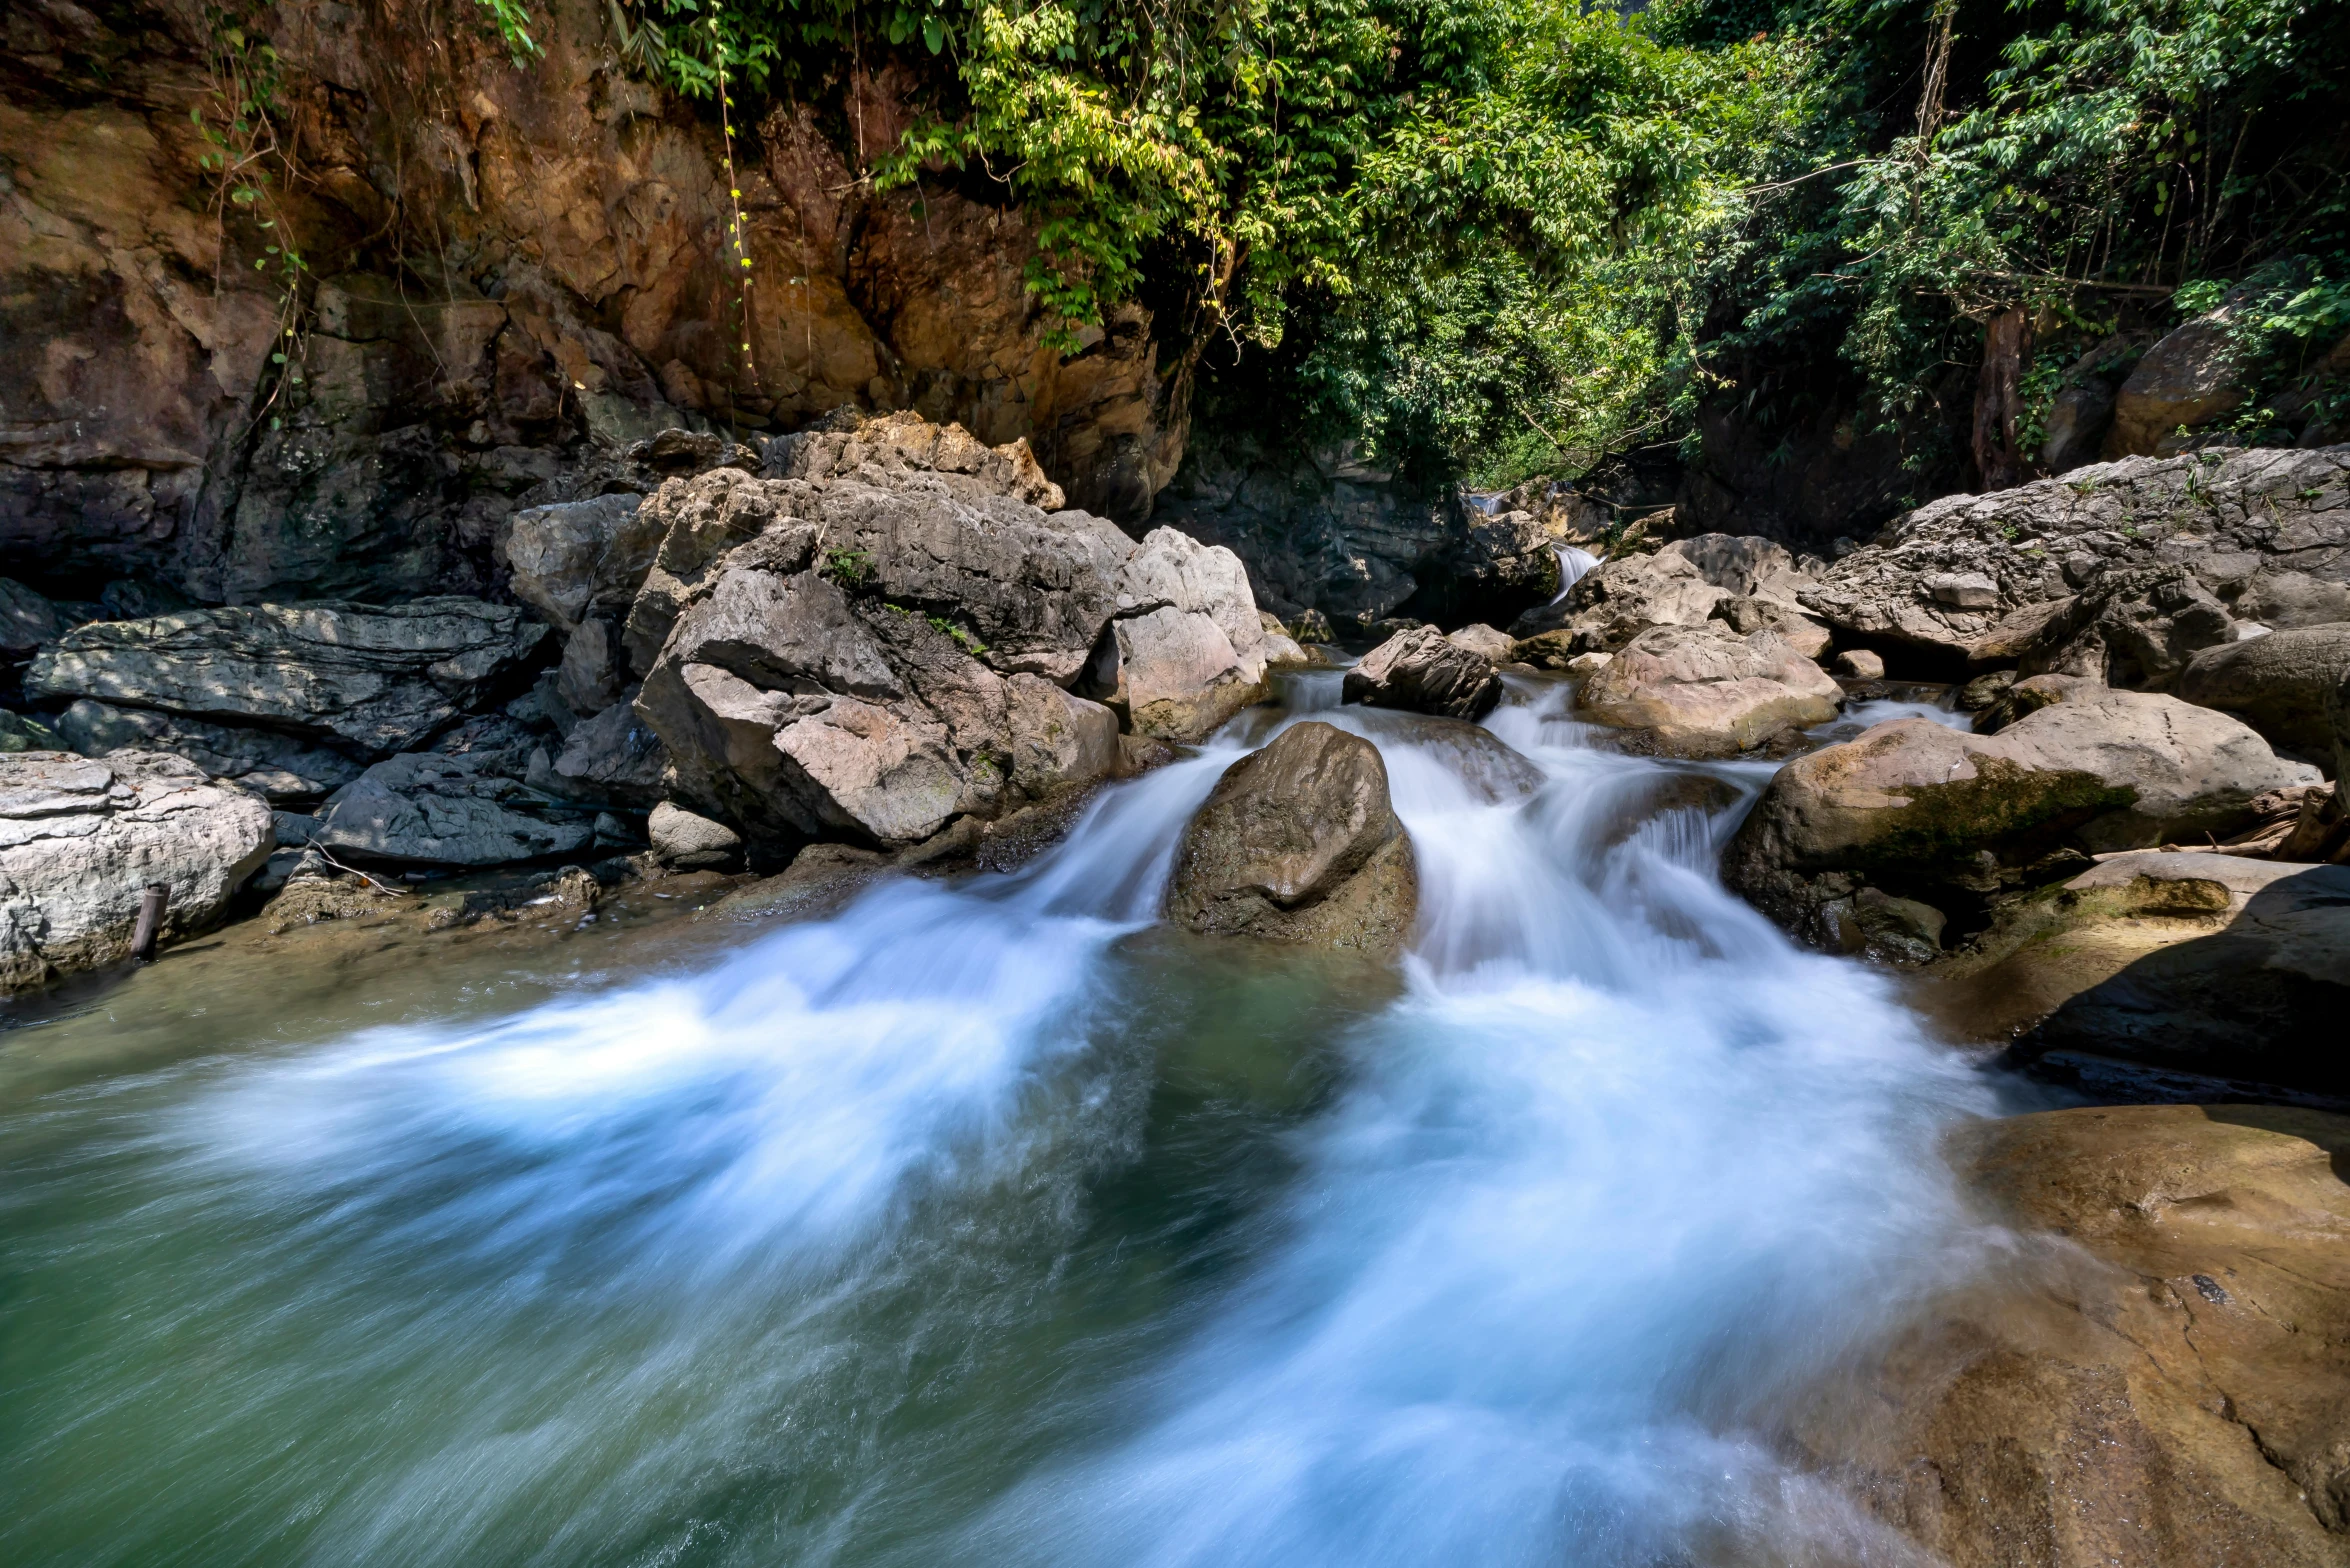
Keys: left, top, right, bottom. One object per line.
{"left": 0, "top": 675, "right": 1994, "bottom": 1568}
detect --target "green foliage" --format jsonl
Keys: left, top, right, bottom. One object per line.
{"left": 472, "top": 0, "right": 2348, "bottom": 489}
{"left": 821, "top": 547, "right": 876, "bottom": 585}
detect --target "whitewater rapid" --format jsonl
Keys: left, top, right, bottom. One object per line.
{"left": 0, "top": 674, "right": 1999, "bottom": 1568}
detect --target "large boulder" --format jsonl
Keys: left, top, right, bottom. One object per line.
{"left": 2177, "top": 623, "right": 2350, "bottom": 760}
{"left": 314, "top": 751, "right": 597, "bottom": 866}
{"left": 501, "top": 492, "right": 663, "bottom": 633}
{"left": 2104, "top": 301, "right": 2249, "bottom": 457}
{"left": 1165, "top": 722, "right": 1416, "bottom": 951}
{"left": 1081, "top": 527, "right": 1288, "bottom": 739}
{"left": 1343, "top": 625, "right": 1503, "bottom": 721}
{"left": 24, "top": 598, "right": 552, "bottom": 756}
{"left": 1725, "top": 691, "right": 2321, "bottom": 932}
{"left": 1818, "top": 1104, "right": 2350, "bottom": 1568}
{"left": 1577, "top": 624, "right": 1841, "bottom": 757}
{"left": 56, "top": 699, "right": 364, "bottom": 803}
{"left": 1, "top": 750, "right": 274, "bottom": 992}
{"left": 1799, "top": 445, "right": 2350, "bottom": 669}
{"left": 636, "top": 541, "right": 1120, "bottom": 851}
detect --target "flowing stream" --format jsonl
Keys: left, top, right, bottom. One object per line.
{"left": 1, "top": 673, "right": 2006, "bottom": 1567}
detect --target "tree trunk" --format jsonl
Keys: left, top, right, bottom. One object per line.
{"left": 1973, "top": 307, "right": 2033, "bottom": 492}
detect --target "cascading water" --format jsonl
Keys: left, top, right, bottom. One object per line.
{"left": 0, "top": 675, "right": 2001, "bottom": 1568}
{"left": 1550, "top": 543, "right": 1602, "bottom": 601}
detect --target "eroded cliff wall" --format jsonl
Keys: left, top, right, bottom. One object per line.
{"left": 1, "top": 0, "right": 1189, "bottom": 604}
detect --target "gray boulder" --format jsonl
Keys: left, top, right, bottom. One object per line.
{"left": 2021, "top": 563, "right": 2236, "bottom": 690}
{"left": 1799, "top": 446, "right": 2350, "bottom": 668}
{"left": 314, "top": 751, "right": 596, "bottom": 866}
{"left": 1578, "top": 624, "right": 1841, "bottom": 757}
{"left": 622, "top": 467, "right": 800, "bottom": 676}
{"left": 527, "top": 692, "right": 670, "bottom": 809}
{"left": 25, "top": 598, "right": 552, "bottom": 756}
{"left": 1166, "top": 722, "right": 1416, "bottom": 951}
{"left": 1726, "top": 690, "right": 2321, "bottom": 935}
{"left": 637, "top": 551, "right": 1119, "bottom": 851}
{"left": 648, "top": 801, "right": 743, "bottom": 871}
{"left": 2178, "top": 624, "right": 2350, "bottom": 760}
{"left": 1080, "top": 527, "right": 1286, "bottom": 739}
{"left": 1, "top": 750, "right": 274, "bottom": 992}
{"left": 1343, "top": 625, "right": 1502, "bottom": 720}
{"left": 56, "top": 699, "right": 364, "bottom": 802}
{"left": 501, "top": 492, "right": 661, "bottom": 633}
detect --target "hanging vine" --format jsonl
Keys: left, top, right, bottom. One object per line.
{"left": 709, "top": 3, "right": 758, "bottom": 403}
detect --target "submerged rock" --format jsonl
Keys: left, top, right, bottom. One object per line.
{"left": 1822, "top": 1104, "right": 2350, "bottom": 1568}
{"left": 25, "top": 598, "right": 552, "bottom": 756}
{"left": 1343, "top": 625, "right": 1502, "bottom": 721}
{"left": 0, "top": 750, "right": 274, "bottom": 992}
{"left": 1166, "top": 721, "right": 1416, "bottom": 951}
{"left": 1577, "top": 624, "right": 1840, "bottom": 757}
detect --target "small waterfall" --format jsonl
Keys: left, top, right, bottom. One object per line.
{"left": 0, "top": 678, "right": 1997, "bottom": 1568}
{"left": 1550, "top": 543, "right": 1600, "bottom": 602}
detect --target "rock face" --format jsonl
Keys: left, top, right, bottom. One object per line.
{"left": 0, "top": 3, "right": 1190, "bottom": 605}
{"left": 1577, "top": 625, "right": 1841, "bottom": 757}
{"left": 627, "top": 425, "right": 1155, "bottom": 851}
{"left": 1165, "top": 722, "right": 1416, "bottom": 950}
{"left": 502, "top": 493, "right": 665, "bottom": 634}
{"left": 1342, "top": 626, "right": 1503, "bottom": 721}
{"left": 2176, "top": 624, "right": 2350, "bottom": 760}
{"left": 527, "top": 695, "right": 670, "bottom": 810}
{"left": 1724, "top": 692, "right": 2320, "bottom": 933}
{"left": 25, "top": 599, "right": 551, "bottom": 755}
{"left": 314, "top": 751, "right": 597, "bottom": 867}
{"left": 0, "top": 750, "right": 274, "bottom": 992}
{"left": 1799, "top": 445, "right": 2350, "bottom": 671}
{"left": 1827, "top": 1104, "right": 2350, "bottom": 1568}
{"left": 54, "top": 699, "right": 364, "bottom": 803}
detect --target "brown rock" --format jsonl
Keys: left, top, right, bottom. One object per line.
{"left": 1817, "top": 1104, "right": 2350, "bottom": 1568}
{"left": 1578, "top": 624, "right": 1841, "bottom": 757}
{"left": 1166, "top": 722, "right": 1416, "bottom": 951}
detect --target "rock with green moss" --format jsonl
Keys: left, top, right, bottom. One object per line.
{"left": 1725, "top": 689, "right": 2319, "bottom": 938}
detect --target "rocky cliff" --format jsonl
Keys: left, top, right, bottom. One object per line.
{"left": 2, "top": 0, "right": 1189, "bottom": 607}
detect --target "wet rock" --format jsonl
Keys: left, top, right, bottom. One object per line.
{"left": 501, "top": 492, "right": 661, "bottom": 633}
{"left": 25, "top": 599, "right": 553, "bottom": 757}
{"left": 55, "top": 699, "right": 364, "bottom": 803}
{"left": 0, "top": 750, "right": 274, "bottom": 992}
{"left": 649, "top": 801, "right": 743, "bottom": 872}
{"left": 1825, "top": 1104, "right": 2350, "bottom": 1568}
{"left": 1799, "top": 446, "right": 2350, "bottom": 668}
{"left": 1166, "top": 721, "right": 1416, "bottom": 951}
{"left": 2176, "top": 623, "right": 2350, "bottom": 759}
{"left": 1578, "top": 625, "right": 1841, "bottom": 757}
{"left": 313, "top": 751, "right": 596, "bottom": 866}
{"left": 1445, "top": 623, "right": 1516, "bottom": 663}
{"left": 1725, "top": 691, "right": 2322, "bottom": 933}
{"left": 1343, "top": 625, "right": 1502, "bottom": 721}
{"left": 528, "top": 692, "right": 670, "bottom": 810}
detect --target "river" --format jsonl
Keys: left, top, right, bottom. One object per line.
{"left": 2, "top": 670, "right": 2012, "bottom": 1567}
